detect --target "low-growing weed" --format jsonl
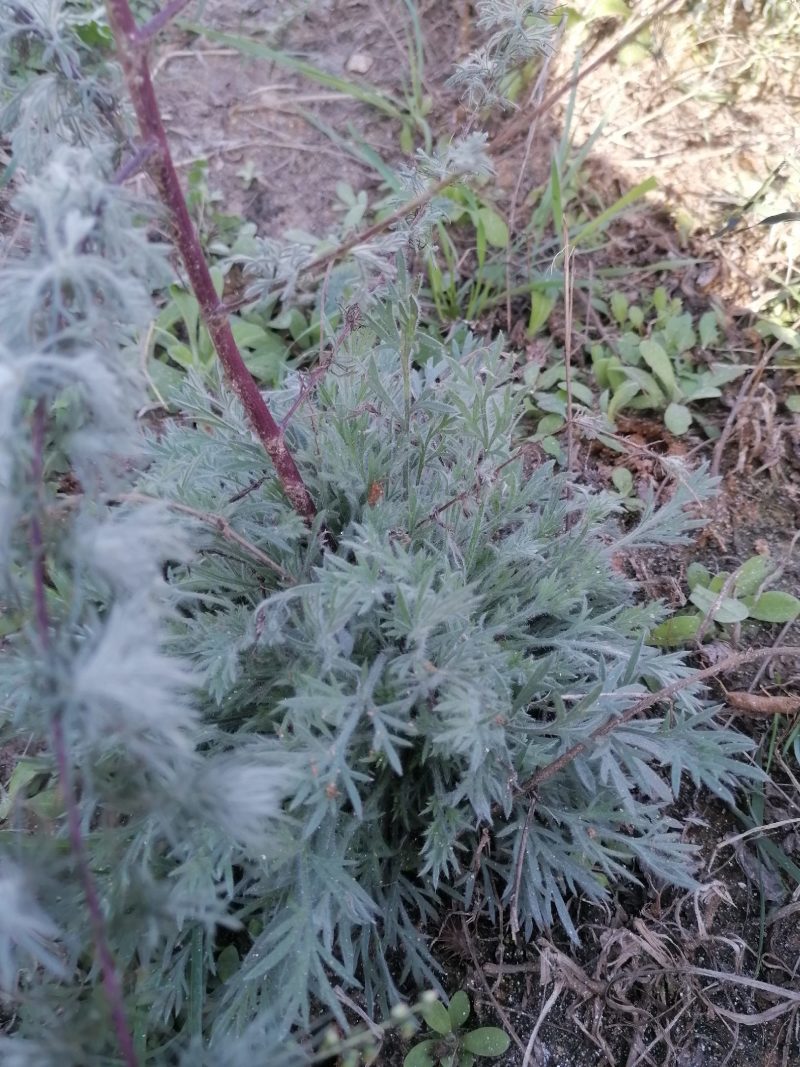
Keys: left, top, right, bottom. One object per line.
{"left": 650, "top": 554, "right": 800, "bottom": 647}
{"left": 590, "top": 286, "right": 746, "bottom": 435}
{"left": 152, "top": 267, "right": 294, "bottom": 392}
{"left": 404, "top": 991, "right": 510, "bottom": 1067}
{"left": 424, "top": 183, "right": 510, "bottom": 322}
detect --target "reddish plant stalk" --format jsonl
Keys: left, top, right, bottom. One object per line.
{"left": 30, "top": 402, "right": 139, "bottom": 1067}
{"left": 104, "top": 0, "right": 316, "bottom": 524}
{"left": 135, "top": 0, "right": 195, "bottom": 43}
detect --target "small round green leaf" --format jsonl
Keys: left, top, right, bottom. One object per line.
{"left": 734, "top": 555, "right": 771, "bottom": 598}
{"left": 748, "top": 591, "right": 800, "bottom": 623}
{"left": 611, "top": 467, "right": 633, "bottom": 496}
{"left": 404, "top": 1040, "right": 438, "bottom": 1067}
{"left": 699, "top": 310, "right": 719, "bottom": 347}
{"left": 686, "top": 562, "right": 711, "bottom": 591}
{"left": 664, "top": 402, "right": 692, "bottom": 436}
{"left": 477, "top": 207, "right": 509, "bottom": 248}
{"left": 689, "top": 586, "right": 749, "bottom": 624}
{"left": 216, "top": 944, "right": 239, "bottom": 983}
{"left": 610, "top": 291, "right": 629, "bottom": 325}
{"left": 649, "top": 614, "right": 703, "bottom": 647}
{"left": 421, "top": 1000, "right": 452, "bottom": 1035}
{"left": 462, "top": 1028, "right": 511, "bottom": 1057}
{"left": 535, "top": 413, "right": 565, "bottom": 439}
{"left": 540, "top": 435, "right": 564, "bottom": 461}
{"left": 448, "top": 991, "right": 471, "bottom": 1029}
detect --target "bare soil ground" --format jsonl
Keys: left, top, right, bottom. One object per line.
{"left": 151, "top": 0, "right": 465, "bottom": 232}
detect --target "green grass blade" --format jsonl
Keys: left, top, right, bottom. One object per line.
{"left": 571, "top": 177, "right": 658, "bottom": 247}
{"left": 551, "top": 155, "right": 563, "bottom": 235}
{"left": 297, "top": 110, "right": 403, "bottom": 190}
{"left": 185, "top": 23, "right": 406, "bottom": 121}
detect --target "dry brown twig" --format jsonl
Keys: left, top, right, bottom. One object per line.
{"left": 521, "top": 981, "right": 564, "bottom": 1067}
{"left": 508, "top": 796, "right": 537, "bottom": 941}
{"left": 604, "top": 965, "right": 800, "bottom": 1023}
{"left": 693, "top": 568, "right": 740, "bottom": 645}
{"left": 710, "top": 327, "right": 795, "bottom": 477}
{"left": 121, "top": 492, "right": 294, "bottom": 583}
{"left": 516, "top": 644, "right": 800, "bottom": 798}
{"left": 459, "top": 914, "right": 527, "bottom": 1055}
{"left": 49, "top": 489, "right": 294, "bottom": 582}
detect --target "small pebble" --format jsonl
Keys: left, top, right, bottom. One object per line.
{"left": 346, "top": 52, "right": 374, "bottom": 74}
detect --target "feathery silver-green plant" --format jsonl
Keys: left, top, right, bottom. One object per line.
{"left": 0, "top": 3, "right": 766, "bottom": 1065}
{"left": 448, "top": 0, "right": 557, "bottom": 110}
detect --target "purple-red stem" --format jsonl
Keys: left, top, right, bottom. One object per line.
{"left": 105, "top": 0, "right": 316, "bottom": 524}
{"left": 29, "top": 403, "right": 139, "bottom": 1067}
{"left": 135, "top": 0, "right": 195, "bottom": 43}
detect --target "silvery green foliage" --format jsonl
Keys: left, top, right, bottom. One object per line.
{"left": 229, "top": 133, "right": 494, "bottom": 308}
{"left": 449, "top": 0, "right": 556, "bottom": 109}
{"left": 137, "top": 264, "right": 759, "bottom": 1040}
{"left": 0, "top": 1, "right": 123, "bottom": 171}
{"left": 0, "top": 8, "right": 761, "bottom": 1065}
{"left": 0, "top": 863, "right": 68, "bottom": 993}
{"left": 0, "top": 149, "right": 295, "bottom": 1063}
{"left": 0, "top": 148, "right": 166, "bottom": 546}
{"left": 392, "top": 133, "right": 494, "bottom": 252}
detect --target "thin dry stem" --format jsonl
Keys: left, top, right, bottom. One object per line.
{"left": 504, "top": 21, "right": 563, "bottom": 334}
{"left": 508, "top": 796, "right": 536, "bottom": 942}
{"left": 516, "top": 645, "right": 800, "bottom": 797}
{"left": 459, "top": 915, "right": 527, "bottom": 1054}
{"left": 301, "top": 174, "right": 458, "bottom": 279}
{"left": 710, "top": 332, "right": 786, "bottom": 476}
{"left": 122, "top": 493, "right": 295, "bottom": 583}
{"left": 562, "top": 223, "right": 575, "bottom": 471}
{"left": 521, "top": 982, "right": 563, "bottom": 1067}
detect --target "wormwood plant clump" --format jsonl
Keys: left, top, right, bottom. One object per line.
{"left": 0, "top": 3, "right": 769, "bottom": 1064}
{"left": 0, "top": 148, "right": 763, "bottom": 1055}
{"left": 134, "top": 266, "right": 761, "bottom": 1036}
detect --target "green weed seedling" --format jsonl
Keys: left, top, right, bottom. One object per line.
{"left": 523, "top": 358, "right": 594, "bottom": 464}
{"left": 404, "top": 991, "right": 511, "bottom": 1067}
{"left": 590, "top": 286, "right": 746, "bottom": 436}
{"left": 425, "top": 184, "right": 510, "bottom": 322}
{"left": 334, "top": 180, "right": 370, "bottom": 233}
{"left": 152, "top": 266, "right": 291, "bottom": 392}
{"left": 609, "top": 465, "right": 644, "bottom": 512}
{"left": 184, "top": 159, "right": 245, "bottom": 247}
{"left": 650, "top": 554, "right": 800, "bottom": 646}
